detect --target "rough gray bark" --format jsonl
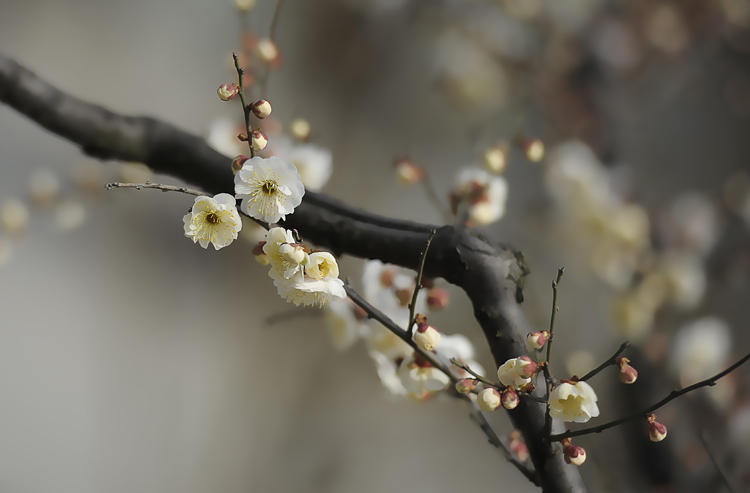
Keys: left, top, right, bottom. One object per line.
{"left": 0, "top": 53, "right": 588, "bottom": 493}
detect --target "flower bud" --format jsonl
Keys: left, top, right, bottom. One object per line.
{"left": 394, "top": 158, "right": 425, "bottom": 186}
{"left": 426, "top": 287, "right": 450, "bottom": 311}
{"left": 484, "top": 144, "right": 509, "bottom": 174}
{"left": 252, "top": 241, "right": 269, "bottom": 265}
{"left": 250, "top": 128, "right": 268, "bottom": 151}
{"left": 379, "top": 269, "right": 395, "bottom": 287}
{"left": 414, "top": 323, "right": 441, "bottom": 352}
{"left": 617, "top": 357, "right": 638, "bottom": 384}
{"left": 517, "top": 355, "right": 538, "bottom": 377}
{"left": 279, "top": 243, "right": 307, "bottom": 265}
{"left": 290, "top": 118, "right": 311, "bottom": 140}
{"left": 501, "top": 387, "right": 520, "bottom": 409}
{"left": 231, "top": 155, "right": 250, "bottom": 175}
{"left": 257, "top": 38, "right": 279, "bottom": 63}
{"left": 455, "top": 378, "right": 477, "bottom": 394}
{"left": 477, "top": 388, "right": 502, "bottom": 412}
{"left": 509, "top": 431, "right": 529, "bottom": 462}
{"left": 647, "top": 414, "right": 667, "bottom": 442}
{"left": 563, "top": 441, "right": 586, "bottom": 466}
{"left": 251, "top": 99, "right": 272, "bottom": 119}
{"left": 217, "top": 83, "right": 240, "bottom": 101}
{"left": 520, "top": 138, "right": 545, "bottom": 162}
{"left": 527, "top": 331, "right": 549, "bottom": 350}
{"left": 395, "top": 287, "right": 413, "bottom": 307}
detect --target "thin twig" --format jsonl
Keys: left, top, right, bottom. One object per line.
{"left": 105, "top": 181, "right": 206, "bottom": 196}
{"left": 450, "top": 358, "right": 499, "bottom": 387}
{"left": 259, "top": 0, "right": 286, "bottom": 98}
{"left": 543, "top": 267, "right": 564, "bottom": 440}
{"left": 232, "top": 52, "right": 254, "bottom": 157}
{"left": 420, "top": 176, "right": 451, "bottom": 224}
{"left": 551, "top": 351, "right": 750, "bottom": 442}
{"left": 699, "top": 431, "right": 735, "bottom": 493}
{"left": 579, "top": 342, "right": 631, "bottom": 381}
{"left": 407, "top": 229, "right": 435, "bottom": 336}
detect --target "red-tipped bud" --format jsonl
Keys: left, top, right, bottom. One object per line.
{"left": 250, "top": 128, "right": 268, "bottom": 151}
{"left": 509, "top": 431, "right": 529, "bottom": 462}
{"left": 455, "top": 378, "right": 477, "bottom": 394}
{"left": 617, "top": 357, "right": 638, "bottom": 384}
{"left": 501, "top": 387, "right": 520, "bottom": 409}
{"left": 518, "top": 137, "right": 545, "bottom": 162}
{"left": 563, "top": 441, "right": 586, "bottom": 466}
{"left": 477, "top": 388, "right": 502, "bottom": 412}
{"left": 217, "top": 83, "right": 240, "bottom": 101}
{"left": 253, "top": 241, "right": 269, "bottom": 265}
{"left": 251, "top": 99, "right": 272, "bottom": 119}
{"left": 257, "top": 38, "right": 279, "bottom": 63}
{"left": 414, "top": 323, "right": 441, "bottom": 352}
{"left": 647, "top": 414, "right": 667, "bottom": 442}
{"left": 517, "top": 355, "right": 538, "bottom": 377}
{"left": 231, "top": 155, "right": 250, "bottom": 175}
{"left": 527, "top": 331, "right": 549, "bottom": 350}
{"left": 426, "top": 287, "right": 450, "bottom": 311}
{"left": 394, "top": 158, "right": 425, "bottom": 186}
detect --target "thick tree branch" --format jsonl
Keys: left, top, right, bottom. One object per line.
{"left": 0, "top": 53, "right": 587, "bottom": 493}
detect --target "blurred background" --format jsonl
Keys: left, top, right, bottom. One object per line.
{"left": 1, "top": 0, "right": 750, "bottom": 492}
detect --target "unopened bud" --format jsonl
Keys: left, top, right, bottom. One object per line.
{"left": 290, "top": 118, "right": 310, "bottom": 140}
{"left": 477, "top": 388, "right": 502, "bottom": 412}
{"left": 501, "top": 387, "right": 520, "bottom": 409}
{"left": 250, "top": 128, "right": 268, "bottom": 151}
{"left": 509, "top": 431, "right": 529, "bottom": 462}
{"left": 231, "top": 155, "right": 250, "bottom": 175}
{"left": 647, "top": 414, "right": 667, "bottom": 442}
{"left": 253, "top": 241, "right": 269, "bottom": 265}
{"left": 521, "top": 138, "right": 545, "bottom": 162}
{"left": 394, "top": 158, "right": 425, "bottom": 186}
{"left": 563, "top": 440, "right": 586, "bottom": 466}
{"left": 235, "top": 0, "right": 256, "bottom": 11}
{"left": 395, "top": 287, "right": 413, "bottom": 307}
{"left": 251, "top": 99, "right": 272, "bottom": 119}
{"left": 217, "top": 83, "right": 240, "bottom": 101}
{"left": 455, "top": 378, "right": 477, "bottom": 394}
{"left": 527, "top": 331, "right": 549, "bottom": 350}
{"left": 257, "top": 38, "right": 279, "bottom": 63}
{"left": 414, "top": 323, "right": 441, "bottom": 351}
{"left": 483, "top": 144, "right": 509, "bottom": 174}
{"left": 617, "top": 357, "right": 638, "bottom": 384}
{"left": 426, "top": 287, "right": 450, "bottom": 311}
{"left": 517, "top": 355, "right": 538, "bottom": 377}
{"left": 279, "top": 243, "right": 307, "bottom": 265}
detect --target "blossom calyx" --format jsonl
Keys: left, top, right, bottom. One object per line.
{"left": 217, "top": 83, "right": 240, "bottom": 101}
{"left": 527, "top": 331, "right": 549, "bottom": 350}
{"left": 250, "top": 128, "right": 268, "bottom": 151}
{"left": 426, "top": 287, "right": 450, "bottom": 311}
{"left": 501, "top": 387, "right": 520, "bottom": 410}
{"left": 477, "top": 388, "right": 502, "bottom": 412}
{"left": 647, "top": 414, "right": 667, "bottom": 442}
{"left": 251, "top": 99, "right": 272, "bottom": 119}
{"left": 455, "top": 378, "right": 477, "bottom": 394}
{"left": 562, "top": 439, "right": 586, "bottom": 466}
{"left": 414, "top": 323, "right": 441, "bottom": 352}
{"left": 617, "top": 357, "right": 638, "bottom": 385}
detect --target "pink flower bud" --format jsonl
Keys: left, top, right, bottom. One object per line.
{"left": 647, "top": 414, "right": 667, "bottom": 442}
{"left": 231, "top": 155, "right": 250, "bottom": 175}
{"left": 501, "top": 387, "right": 520, "bottom": 409}
{"left": 455, "top": 378, "right": 477, "bottom": 394}
{"left": 379, "top": 270, "right": 395, "bottom": 287}
{"left": 395, "top": 287, "right": 413, "bottom": 307}
{"left": 251, "top": 99, "right": 272, "bottom": 119}
{"left": 563, "top": 442, "right": 586, "bottom": 466}
{"left": 526, "top": 331, "right": 549, "bottom": 350}
{"left": 426, "top": 287, "right": 450, "bottom": 311}
{"left": 617, "top": 357, "right": 638, "bottom": 384}
{"left": 252, "top": 241, "right": 269, "bottom": 265}
{"left": 517, "top": 355, "right": 538, "bottom": 377}
{"left": 250, "top": 128, "right": 268, "bottom": 151}
{"left": 414, "top": 323, "right": 441, "bottom": 352}
{"left": 394, "top": 158, "right": 425, "bottom": 186}
{"left": 509, "top": 431, "right": 529, "bottom": 462}
{"left": 477, "top": 388, "right": 502, "bottom": 412}
{"left": 217, "top": 83, "right": 240, "bottom": 101}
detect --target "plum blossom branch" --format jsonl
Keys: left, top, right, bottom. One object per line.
{"left": 579, "top": 342, "right": 631, "bottom": 381}
{"left": 542, "top": 267, "right": 564, "bottom": 440}
{"left": 407, "top": 229, "right": 436, "bottom": 336}
{"left": 232, "top": 52, "right": 254, "bottom": 157}
{"left": 105, "top": 181, "right": 205, "bottom": 196}
{"left": 551, "top": 350, "right": 750, "bottom": 442}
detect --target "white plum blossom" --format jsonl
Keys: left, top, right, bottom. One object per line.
{"left": 323, "top": 299, "right": 367, "bottom": 351}
{"left": 267, "top": 136, "right": 333, "bottom": 191}
{"left": 361, "top": 260, "right": 426, "bottom": 329}
{"left": 369, "top": 350, "right": 407, "bottom": 396}
{"left": 183, "top": 194, "right": 242, "bottom": 250}
{"left": 235, "top": 156, "right": 305, "bottom": 223}
{"left": 263, "top": 227, "right": 297, "bottom": 279}
{"left": 275, "top": 275, "right": 346, "bottom": 307}
{"left": 454, "top": 168, "right": 509, "bottom": 226}
{"left": 549, "top": 380, "right": 600, "bottom": 423}
{"left": 497, "top": 356, "right": 537, "bottom": 388}
{"left": 671, "top": 317, "right": 731, "bottom": 386}
{"left": 397, "top": 353, "right": 451, "bottom": 394}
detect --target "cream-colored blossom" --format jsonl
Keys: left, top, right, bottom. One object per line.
{"left": 274, "top": 275, "right": 345, "bottom": 307}
{"left": 671, "top": 317, "right": 730, "bottom": 386}
{"left": 183, "top": 194, "right": 242, "bottom": 250}
{"left": 497, "top": 356, "right": 536, "bottom": 388}
{"left": 306, "top": 252, "right": 339, "bottom": 280}
{"left": 549, "top": 381, "right": 600, "bottom": 423}
{"left": 454, "top": 168, "right": 509, "bottom": 226}
{"left": 235, "top": 156, "right": 305, "bottom": 223}
{"left": 263, "top": 227, "right": 300, "bottom": 281}
{"left": 477, "top": 388, "right": 502, "bottom": 412}
{"left": 397, "top": 354, "right": 451, "bottom": 394}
